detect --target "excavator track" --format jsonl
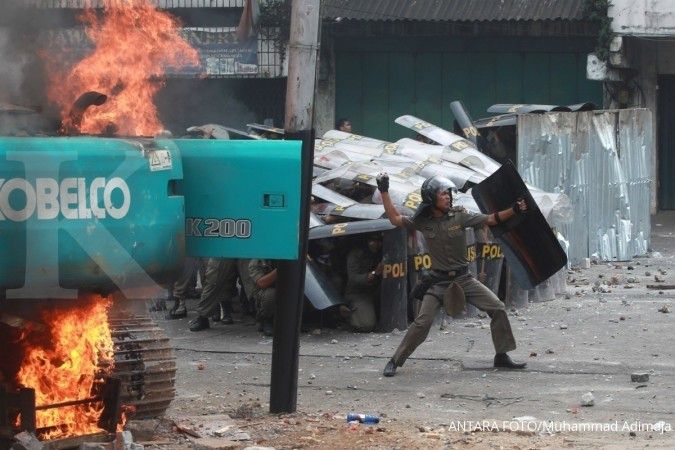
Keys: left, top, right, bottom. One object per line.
{"left": 107, "top": 316, "right": 176, "bottom": 418}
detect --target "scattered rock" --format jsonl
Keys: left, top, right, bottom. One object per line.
{"left": 631, "top": 372, "right": 650, "bottom": 383}
{"left": 126, "top": 419, "right": 160, "bottom": 442}
{"left": 80, "top": 444, "right": 111, "bottom": 450}
{"left": 325, "top": 390, "right": 333, "bottom": 395}
{"left": 243, "top": 447, "right": 276, "bottom": 450}
{"left": 197, "top": 363, "right": 206, "bottom": 370}
{"left": 581, "top": 392, "right": 595, "bottom": 406}
{"left": 529, "top": 352, "right": 537, "bottom": 357}
{"left": 627, "top": 265, "right": 634, "bottom": 270}
{"left": 560, "top": 324, "right": 568, "bottom": 330}
{"left": 330, "top": 339, "right": 338, "bottom": 344}
{"left": 515, "top": 430, "right": 535, "bottom": 437}
{"left": 11, "top": 431, "right": 43, "bottom": 450}
{"left": 658, "top": 305, "right": 670, "bottom": 313}
{"left": 654, "top": 275, "right": 665, "bottom": 282}
{"left": 417, "top": 392, "right": 426, "bottom": 399}
{"left": 192, "top": 438, "right": 238, "bottom": 450}
{"left": 645, "top": 271, "right": 652, "bottom": 276}
{"left": 309, "top": 373, "right": 316, "bottom": 380}
{"left": 629, "top": 431, "right": 637, "bottom": 437}
{"left": 545, "top": 349, "right": 554, "bottom": 354}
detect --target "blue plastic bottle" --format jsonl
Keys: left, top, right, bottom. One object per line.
{"left": 347, "top": 413, "right": 380, "bottom": 424}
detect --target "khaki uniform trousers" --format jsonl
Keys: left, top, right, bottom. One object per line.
{"left": 172, "top": 257, "right": 200, "bottom": 300}
{"left": 253, "top": 287, "right": 276, "bottom": 321}
{"left": 392, "top": 274, "right": 516, "bottom": 366}
{"left": 196, "top": 258, "right": 239, "bottom": 317}
{"left": 345, "top": 293, "right": 377, "bottom": 333}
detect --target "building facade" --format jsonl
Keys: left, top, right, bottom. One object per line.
{"left": 598, "top": 0, "right": 675, "bottom": 211}
{"left": 317, "top": 0, "right": 604, "bottom": 140}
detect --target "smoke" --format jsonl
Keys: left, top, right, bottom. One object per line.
{"left": 0, "top": 1, "right": 69, "bottom": 133}
{"left": 0, "top": 30, "right": 28, "bottom": 104}
{"left": 157, "top": 79, "right": 261, "bottom": 136}
{"left": 1, "top": 2, "right": 282, "bottom": 137}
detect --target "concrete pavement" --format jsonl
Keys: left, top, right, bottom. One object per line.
{"left": 155, "top": 212, "right": 675, "bottom": 447}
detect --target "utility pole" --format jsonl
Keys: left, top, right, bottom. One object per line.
{"left": 270, "top": 0, "right": 321, "bottom": 413}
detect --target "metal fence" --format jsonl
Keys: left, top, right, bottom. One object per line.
{"left": 24, "top": 0, "right": 246, "bottom": 7}
{"left": 517, "top": 109, "right": 653, "bottom": 264}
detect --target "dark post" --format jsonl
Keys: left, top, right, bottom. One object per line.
{"left": 378, "top": 227, "right": 408, "bottom": 332}
{"left": 271, "top": 0, "right": 320, "bottom": 413}
{"left": 18, "top": 388, "right": 36, "bottom": 433}
{"left": 270, "top": 129, "right": 314, "bottom": 413}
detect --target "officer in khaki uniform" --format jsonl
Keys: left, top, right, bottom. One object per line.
{"left": 188, "top": 258, "right": 239, "bottom": 331}
{"left": 376, "top": 174, "right": 528, "bottom": 377}
{"left": 248, "top": 259, "right": 277, "bottom": 336}
{"left": 344, "top": 234, "right": 383, "bottom": 332}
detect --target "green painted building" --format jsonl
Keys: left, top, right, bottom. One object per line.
{"left": 319, "top": 0, "right": 604, "bottom": 141}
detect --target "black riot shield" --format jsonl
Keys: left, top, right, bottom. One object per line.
{"left": 471, "top": 161, "right": 567, "bottom": 290}
{"left": 304, "top": 259, "right": 344, "bottom": 310}
{"left": 379, "top": 227, "right": 408, "bottom": 332}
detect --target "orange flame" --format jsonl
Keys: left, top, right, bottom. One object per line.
{"left": 49, "top": 0, "right": 199, "bottom": 136}
{"left": 15, "top": 297, "right": 115, "bottom": 440}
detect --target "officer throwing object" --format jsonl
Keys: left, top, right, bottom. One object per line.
{"left": 377, "top": 173, "right": 528, "bottom": 377}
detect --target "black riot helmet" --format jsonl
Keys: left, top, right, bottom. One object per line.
{"left": 413, "top": 175, "right": 456, "bottom": 219}
{"left": 421, "top": 176, "right": 455, "bottom": 204}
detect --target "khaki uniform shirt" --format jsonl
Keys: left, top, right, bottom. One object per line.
{"left": 344, "top": 247, "right": 381, "bottom": 296}
{"left": 248, "top": 259, "right": 276, "bottom": 296}
{"left": 403, "top": 207, "right": 487, "bottom": 272}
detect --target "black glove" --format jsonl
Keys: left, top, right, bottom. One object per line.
{"left": 376, "top": 173, "right": 389, "bottom": 193}
{"left": 512, "top": 198, "right": 526, "bottom": 215}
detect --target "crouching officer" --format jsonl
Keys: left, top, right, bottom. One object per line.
{"left": 344, "top": 234, "right": 383, "bottom": 332}
{"left": 377, "top": 173, "right": 527, "bottom": 377}
{"left": 249, "top": 259, "right": 277, "bottom": 336}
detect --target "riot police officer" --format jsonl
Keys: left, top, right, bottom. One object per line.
{"left": 377, "top": 173, "right": 527, "bottom": 377}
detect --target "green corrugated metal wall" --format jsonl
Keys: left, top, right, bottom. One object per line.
{"left": 335, "top": 37, "right": 603, "bottom": 141}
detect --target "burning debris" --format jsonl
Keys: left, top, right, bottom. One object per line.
{"left": 64, "top": 91, "right": 108, "bottom": 136}
{"left": 47, "top": 0, "right": 200, "bottom": 137}
{"left": 11, "top": 298, "right": 116, "bottom": 441}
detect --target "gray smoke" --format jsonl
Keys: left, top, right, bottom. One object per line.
{"left": 0, "top": 1, "right": 66, "bottom": 134}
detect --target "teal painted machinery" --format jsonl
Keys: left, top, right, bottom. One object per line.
{"left": 0, "top": 137, "right": 301, "bottom": 297}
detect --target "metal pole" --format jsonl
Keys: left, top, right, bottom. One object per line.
{"left": 270, "top": 0, "right": 321, "bottom": 414}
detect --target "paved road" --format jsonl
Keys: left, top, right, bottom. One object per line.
{"left": 158, "top": 212, "right": 675, "bottom": 446}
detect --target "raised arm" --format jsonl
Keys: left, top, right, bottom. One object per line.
{"left": 376, "top": 173, "right": 406, "bottom": 228}
{"left": 485, "top": 198, "right": 528, "bottom": 226}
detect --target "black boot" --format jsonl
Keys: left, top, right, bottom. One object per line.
{"left": 165, "top": 299, "right": 187, "bottom": 320}
{"left": 383, "top": 359, "right": 397, "bottom": 377}
{"left": 221, "top": 302, "right": 234, "bottom": 325}
{"left": 189, "top": 316, "right": 210, "bottom": 332}
{"left": 494, "top": 353, "right": 526, "bottom": 369}
{"left": 211, "top": 302, "right": 223, "bottom": 322}
{"left": 262, "top": 320, "right": 274, "bottom": 337}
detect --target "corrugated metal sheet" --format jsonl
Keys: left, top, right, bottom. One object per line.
{"left": 517, "top": 109, "right": 653, "bottom": 264}
{"left": 23, "top": 0, "right": 245, "bottom": 8}
{"left": 323, "top": 0, "right": 586, "bottom": 22}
